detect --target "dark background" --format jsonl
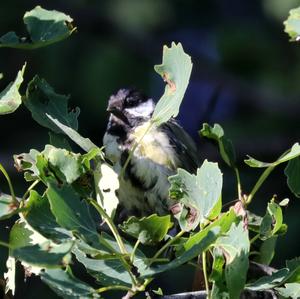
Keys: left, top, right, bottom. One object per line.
{"left": 1, "top": 0, "right": 300, "bottom": 298}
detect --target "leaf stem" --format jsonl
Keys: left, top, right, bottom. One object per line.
{"left": 22, "top": 179, "right": 40, "bottom": 202}
{"left": 97, "top": 285, "right": 132, "bottom": 293}
{"left": 0, "top": 240, "right": 10, "bottom": 248}
{"left": 250, "top": 233, "right": 260, "bottom": 244}
{"left": 88, "top": 198, "right": 128, "bottom": 255}
{"left": 130, "top": 240, "right": 140, "bottom": 263}
{"left": 148, "top": 230, "right": 184, "bottom": 267}
{"left": 202, "top": 251, "right": 210, "bottom": 299}
{"left": 246, "top": 166, "right": 275, "bottom": 205}
{"left": 120, "top": 122, "right": 153, "bottom": 179}
{"left": 234, "top": 167, "right": 242, "bottom": 201}
{"left": 0, "top": 163, "right": 18, "bottom": 205}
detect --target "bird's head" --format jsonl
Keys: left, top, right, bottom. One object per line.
{"left": 107, "top": 88, "right": 155, "bottom": 128}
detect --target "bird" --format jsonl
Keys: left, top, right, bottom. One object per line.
{"left": 103, "top": 88, "right": 200, "bottom": 219}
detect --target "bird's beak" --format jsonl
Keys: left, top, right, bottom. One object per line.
{"left": 107, "top": 106, "right": 130, "bottom": 125}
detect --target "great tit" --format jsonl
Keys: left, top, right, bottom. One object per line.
{"left": 103, "top": 88, "right": 200, "bottom": 218}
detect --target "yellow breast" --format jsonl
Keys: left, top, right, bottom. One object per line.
{"left": 130, "top": 122, "right": 178, "bottom": 170}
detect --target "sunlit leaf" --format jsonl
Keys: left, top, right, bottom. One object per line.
{"left": 284, "top": 7, "right": 300, "bottom": 42}
{"left": 74, "top": 247, "right": 132, "bottom": 286}
{"left": 285, "top": 157, "right": 300, "bottom": 198}
{"left": 24, "top": 76, "right": 80, "bottom": 133}
{"left": 260, "top": 200, "right": 285, "bottom": 240}
{"left": 142, "top": 226, "right": 220, "bottom": 277}
{"left": 247, "top": 258, "right": 300, "bottom": 291}
{"left": 0, "top": 64, "right": 25, "bottom": 115}
{"left": 215, "top": 221, "right": 250, "bottom": 299}
{"left": 0, "top": 6, "right": 75, "bottom": 49}
{"left": 0, "top": 193, "right": 20, "bottom": 220}
{"left": 41, "top": 268, "right": 99, "bottom": 299}
{"left": 94, "top": 163, "right": 119, "bottom": 218}
{"left": 13, "top": 149, "right": 40, "bottom": 181}
{"left": 200, "top": 123, "right": 236, "bottom": 167}
{"left": 169, "top": 160, "right": 222, "bottom": 231}
{"left": 4, "top": 256, "right": 16, "bottom": 295}
{"left": 276, "top": 282, "right": 300, "bottom": 299}
{"left": 120, "top": 214, "right": 173, "bottom": 245}
{"left": 46, "top": 114, "right": 98, "bottom": 152}
{"left": 42, "top": 145, "right": 83, "bottom": 184}
{"left": 210, "top": 248, "right": 228, "bottom": 298}
{"left": 245, "top": 143, "right": 300, "bottom": 168}
{"left": 152, "top": 42, "right": 192, "bottom": 126}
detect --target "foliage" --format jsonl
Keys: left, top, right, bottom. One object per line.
{"left": 0, "top": 5, "right": 300, "bottom": 299}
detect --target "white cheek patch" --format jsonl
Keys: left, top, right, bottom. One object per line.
{"left": 125, "top": 100, "right": 155, "bottom": 118}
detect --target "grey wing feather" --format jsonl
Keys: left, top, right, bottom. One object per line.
{"left": 160, "top": 119, "right": 201, "bottom": 173}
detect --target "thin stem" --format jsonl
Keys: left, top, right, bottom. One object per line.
{"left": 130, "top": 240, "right": 140, "bottom": 263}
{"left": 97, "top": 285, "right": 132, "bottom": 293}
{"left": 202, "top": 251, "right": 210, "bottom": 299}
{"left": 88, "top": 198, "right": 128, "bottom": 255}
{"left": 120, "top": 122, "right": 153, "bottom": 178}
{"left": 148, "top": 230, "right": 185, "bottom": 267}
{"left": 0, "top": 163, "right": 18, "bottom": 205}
{"left": 246, "top": 166, "right": 275, "bottom": 205}
{"left": 250, "top": 233, "right": 260, "bottom": 244}
{"left": 22, "top": 179, "right": 40, "bottom": 202}
{"left": 234, "top": 167, "right": 242, "bottom": 201}
{"left": 0, "top": 240, "right": 10, "bottom": 248}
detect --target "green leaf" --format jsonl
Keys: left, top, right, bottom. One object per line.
{"left": 247, "top": 268, "right": 289, "bottom": 291}
{"left": 46, "top": 114, "right": 98, "bottom": 152}
{"left": 0, "top": 6, "right": 75, "bottom": 49}
{"left": 120, "top": 214, "right": 173, "bottom": 245}
{"left": 255, "top": 236, "right": 277, "bottom": 265}
{"left": 24, "top": 76, "right": 80, "bottom": 133}
{"left": 46, "top": 183, "right": 99, "bottom": 246}
{"left": 49, "top": 132, "right": 72, "bottom": 151}
{"left": 247, "top": 258, "right": 300, "bottom": 291}
{"left": 74, "top": 247, "right": 132, "bottom": 286}
{"left": 184, "top": 209, "right": 237, "bottom": 252}
{"left": 284, "top": 7, "right": 300, "bottom": 42}
{"left": 12, "top": 241, "right": 73, "bottom": 268}
{"left": 215, "top": 221, "right": 250, "bottom": 299}
{"left": 0, "top": 193, "right": 20, "bottom": 220}
{"left": 210, "top": 248, "right": 228, "bottom": 298}
{"left": 260, "top": 200, "right": 284, "bottom": 240}
{"left": 245, "top": 143, "right": 300, "bottom": 168}
{"left": 285, "top": 157, "right": 300, "bottom": 198}
{"left": 151, "top": 42, "right": 192, "bottom": 126}
{"left": 200, "top": 123, "right": 236, "bottom": 167}
{"left": 41, "top": 268, "right": 99, "bottom": 299}
{"left": 276, "top": 283, "right": 300, "bottom": 299}
{"left": 74, "top": 233, "right": 148, "bottom": 286}
{"left": 13, "top": 149, "right": 40, "bottom": 181}
{"left": 42, "top": 145, "right": 84, "bottom": 184}
{"left": 24, "top": 190, "right": 71, "bottom": 242}
{"left": 142, "top": 226, "right": 220, "bottom": 277}
{"left": 9, "top": 221, "right": 33, "bottom": 249}
{"left": 0, "top": 64, "right": 25, "bottom": 115}
{"left": 169, "top": 160, "right": 223, "bottom": 231}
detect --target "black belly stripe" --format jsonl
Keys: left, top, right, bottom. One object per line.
{"left": 120, "top": 150, "right": 157, "bottom": 191}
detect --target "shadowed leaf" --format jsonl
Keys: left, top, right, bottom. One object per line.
{"left": 0, "top": 6, "right": 75, "bottom": 49}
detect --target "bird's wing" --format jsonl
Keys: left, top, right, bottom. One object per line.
{"left": 160, "top": 119, "right": 201, "bottom": 173}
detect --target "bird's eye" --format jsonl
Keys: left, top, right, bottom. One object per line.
{"left": 125, "top": 96, "right": 138, "bottom": 108}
